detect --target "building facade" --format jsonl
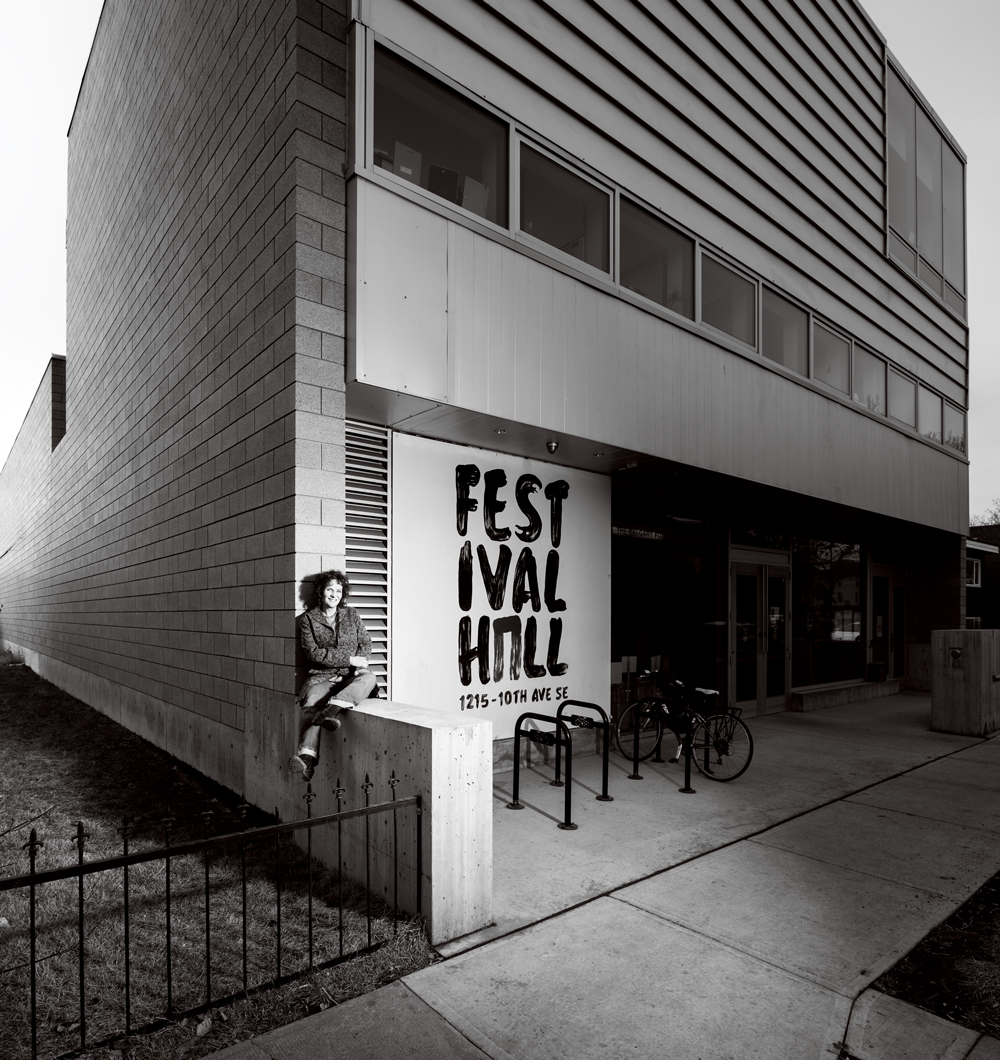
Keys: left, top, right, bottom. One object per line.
{"left": 0, "top": 0, "right": 968, "bottom": 806}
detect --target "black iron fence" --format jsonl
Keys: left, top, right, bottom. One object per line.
{"left": 0, "top": 773, "right": 421, "bottom": 1060}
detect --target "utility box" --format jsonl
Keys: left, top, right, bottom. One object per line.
{"left": 931, "top": 629, "right": 1000, "bottom": 737}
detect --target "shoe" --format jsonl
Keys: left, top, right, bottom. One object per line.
{"left": 289, "top": 753, "right": 316, "bottom": 781}
{"left": 320, "top": 713, "right": 342, "bottom": 733}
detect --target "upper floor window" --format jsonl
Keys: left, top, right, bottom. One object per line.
{"left": 762, "top": 289, "right": 808, "bottom": 376}
{"left": 519, "top": 144, "right": 610, "bottom": 272}
{"left": 887, "top": 67, "right": 966, "bottom": 315}
{"left": 620, "top": 199, "right": 694, "bottom": 318}
{"left": 701, "top": 256, "right": 755, "bottom": 347}
{"left": 853, "top": 347, "right": 886, "bottom": 415}
{"left": 373, "top": 47, "right": 509, "bottom": 226}
{"left": 944, "top": 403, "right": 966, "bottom": 453}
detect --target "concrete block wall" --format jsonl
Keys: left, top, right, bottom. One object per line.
{"left": 0, "top": 360, "right": 58, "bottom": 653}
{"left": 0, "top": 0, "right": 350, "bottom": 803}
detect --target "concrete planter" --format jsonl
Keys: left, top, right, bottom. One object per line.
{"left": 931, "top": 629, "right": 1000, "bottom": 737}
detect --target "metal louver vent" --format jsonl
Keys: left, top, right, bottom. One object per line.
{"left": 345, "top": 421, "right": 390, "bottom": 696}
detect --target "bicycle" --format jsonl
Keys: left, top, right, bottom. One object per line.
{"left": 614, "top": 674, "right": 753, "bottom": 781}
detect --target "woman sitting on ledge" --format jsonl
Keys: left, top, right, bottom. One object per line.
{"left": 289, "top": 570, "right": 376, "bottom": 782}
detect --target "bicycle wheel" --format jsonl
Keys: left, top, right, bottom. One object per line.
{"left": 690, "top": 712, "right": 753, "bottom": 781}
{"left": 615, "top": 699, "right": 664, "bottom": 762}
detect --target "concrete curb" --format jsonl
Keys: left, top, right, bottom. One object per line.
{"left": 843, "top": 990, "right": 1000, "bottom": 1060}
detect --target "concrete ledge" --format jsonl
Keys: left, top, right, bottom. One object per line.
{"left": 843, "top": 989, "right": 994, "bottom": 1060}
{"left": 302, "top": 700, "right": 493, "bottom": 946}
{"left": 790, "top": 679, "right": 901, "bottom": 713}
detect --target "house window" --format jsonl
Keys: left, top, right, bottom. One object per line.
{"left": 814, "top": 324, "right": 850, "bottom": 395}
{"left": 888, "top": 370, "right": 916, "bottom": 427}
{"left": 944, "top": 404, "right": 966, "bottom": 453}
{"left": 701, "top": 256, "right": 755, "bottom": 347}
{"left": 853, "top": 347, "right": 886, "bottom": 415}
{"left": 918, "top": 386, "right": 942, "bottom": 443}
{"left": 887, "top": 66, "right": 965, "bottom": 315}
{"left": 967, "top": 558, "right": 981, "bottom": 588}
{"left": 619, "top": 198, "right": 694, "bottom": 318}
{"left": 762, "top": 289, "right": 808, "bottom": 376}
{"left": 373, "top": 46, "right": 509, "bottom": 226}
{"left": 520, "top": 144, "right": 610, "bottom": 271}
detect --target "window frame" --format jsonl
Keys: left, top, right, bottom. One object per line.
{"left": 887, "top": 367, "right": 918, "bottom": 428}
{"left": 616, "top": 192, "right": 698, "bottom": 323}
{"left": 967, "top": 557, "right": 982, "bottom": 589}
{"left": 761, "top": 284, "right": 810, "bottom": 379}
{"left": 697, "top": 250, "right": 759, "bottom": 351}
{"left": 852, "top": 344, "right": 888, "bottom": 417}
{"left": 514, "top": 135, "right": 615, "bottom": 279}
{"left": 811, "top": 318, "right": 853, "bottom": 398}
{"left": 885, "top": 58, "right": 968, "bottom": 320}
{"left": 366, "top": 38, "right": 516, "bottom": 238}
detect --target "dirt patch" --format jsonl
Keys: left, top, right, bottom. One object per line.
{"left": 873, "top": 871, "right": 1000, "bottom": 1037}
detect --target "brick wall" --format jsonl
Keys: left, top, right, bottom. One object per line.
{"left": 0, "top": 0, "right": 349, "bottom": 808}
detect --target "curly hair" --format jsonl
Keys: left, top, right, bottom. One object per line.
{"left": 314, "top": 569, "right": 350, "bottom": 608}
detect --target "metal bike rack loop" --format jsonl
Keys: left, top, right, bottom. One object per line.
{"left": 554, "top": 700, "right": 613, "bottom": 802}
{"left": 506, "top": 712, "right": 577, "bottom": 830}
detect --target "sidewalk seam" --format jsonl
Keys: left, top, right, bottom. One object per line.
{"left": 401, "top": 979, "right": 520, "bottom": 1060}
{"left": 445, "top": 730, "right": 992, "bottom": 960}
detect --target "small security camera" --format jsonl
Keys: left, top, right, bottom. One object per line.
{"left": 546, "top": 439, "right": 559, "bottom": 454}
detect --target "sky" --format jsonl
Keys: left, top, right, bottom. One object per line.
{"left": 1, "top": 1, "right": 997, "bottom": 516}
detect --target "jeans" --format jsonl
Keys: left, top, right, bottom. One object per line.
{"left": 296, "top": 670, "right": 377, "bottom": 758}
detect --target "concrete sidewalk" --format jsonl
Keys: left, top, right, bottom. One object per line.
{"left": 210, "top": 695, "right": 1000, "bottom": 1060}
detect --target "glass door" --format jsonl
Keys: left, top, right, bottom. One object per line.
{"left": 732, "top": 563, "right": 790, "bottom": 715}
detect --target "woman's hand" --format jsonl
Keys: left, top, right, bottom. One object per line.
{"left": 349, "top": 656, "right": 368, "bottom": 668}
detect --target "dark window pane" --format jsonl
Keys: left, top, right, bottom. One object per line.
{"left": 888, "top": 69, "right": 916, "bottom": 246}
{"left": 944, "top": 284, "right": 966, "bottom": 317}
{"left": 762, "top": 289, "right": 807, "bottom": 376}
{"left": 888, "top": 230, "right": 916, "bottom": 273}
{"left": 374, "top": 47, "right": 508, "bottom": 226}
{"left": 701, "top": 256, "right": 755, "bottom": 346}
{"left": 888, "top": 370, "right": 915, "bottom": 427}
{"left": 944, "top": 404, "right": 966, "bottom": 453}
{"left": 520, "top": 145, "right": 609, "bottom": 271}
{"left": 853, "top": 347, "right": 886, "bottom": 415}
{"left": 619, "top": 199, "right": 694, "bottom": 318}
{"left": 918, "top": 386, "right": 942, "bottom": 443}
{"left": 918, "top": 257, "right": 943, "bottom": 298}
{"left": 792, "top": 540, "right": 864, "bottom": 686}
{"left": 916, "top": 108, "right": 943, "bottom": 271}
{"left": 813, "top": 324, "right": 849, "bottom": 394}
{"left": 943, "top": 145, "right": 965, "bottom": 294}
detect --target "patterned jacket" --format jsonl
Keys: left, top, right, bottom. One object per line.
{"left": 298, "top": 605, "right": 372, "bottom": 677}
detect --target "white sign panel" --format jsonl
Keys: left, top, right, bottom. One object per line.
{"left": 391, "top": 434, "right": 610, "bottom": 739}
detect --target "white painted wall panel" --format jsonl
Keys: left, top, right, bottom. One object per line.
{"left": 355, "top": 181, "right": 449, "bottom": 400}
{"left": 391, "top": 433, "right": 611, "bottom": 740}
{"left": 354, "top": 185, "right": 966, "bottom": 535}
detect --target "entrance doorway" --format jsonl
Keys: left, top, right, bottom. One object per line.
{"left": 871, "top": 567, "right": 905, "bottom": 680}
{"left": 731, "top": 560, "right": 790, "bottom": 716}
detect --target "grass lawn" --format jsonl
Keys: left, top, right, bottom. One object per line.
{"left": 0, "top": 651, "right": 437, "bottom": 1059}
